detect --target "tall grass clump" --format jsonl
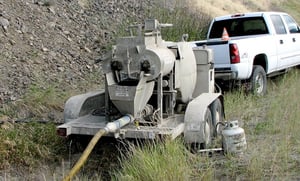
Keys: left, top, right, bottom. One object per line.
{"left": 116, "top": 0, "right": 211, "bottom": 42}
{"left": 149, "top": 0, "right": 211, "bottom": 41}
{"left": 0, "top": 82, "right": 68, "bottom": 171}
{"left": 112, "top": 139, "right": 192, "bottom": 181}
{"left": 0, "top": 122, "right": 67, "bottom": 170}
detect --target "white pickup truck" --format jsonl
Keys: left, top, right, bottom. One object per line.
{"left": 193, "top": 12, "right": 300, "bottom": 95}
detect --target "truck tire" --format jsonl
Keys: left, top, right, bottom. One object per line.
{"left": 200, "top": 108, "right": 213, "bottom": 149}
{"left": 249, "top": 65, "right": 267, "bottom": 95}
{"left": 211, "top": 98, "right": 224, "bottom": 137}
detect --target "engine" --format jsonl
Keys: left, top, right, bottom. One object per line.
{"left": 101, "top": 19, "right": 197, "bottom": 119}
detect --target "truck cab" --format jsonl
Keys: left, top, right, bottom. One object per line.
{"left": 194, "top": 12, "right": 300, "bottom": 95}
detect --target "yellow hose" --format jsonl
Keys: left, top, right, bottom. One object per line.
{"left": 63, "top": 129, "right": 107, "bottom": 181}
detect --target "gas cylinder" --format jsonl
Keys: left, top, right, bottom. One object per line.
{"left": 222, "top": 120, "right": 247, "bottom": 155}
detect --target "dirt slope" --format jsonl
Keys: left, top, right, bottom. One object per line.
{"left": 0, "top": 0, "right": 288, "bottom": 116}
{"left": 0, "top": 0, "right": 152, "bottom": 105}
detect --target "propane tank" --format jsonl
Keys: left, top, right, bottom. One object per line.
{"left": 221, "top": 120, "right": 247, "bottom": 155}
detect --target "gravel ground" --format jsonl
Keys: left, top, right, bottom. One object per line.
{"left": 0, "top": 0, "right": 154, "bottom": 105}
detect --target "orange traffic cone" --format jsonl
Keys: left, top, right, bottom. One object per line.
{"left": 221, "top": 27, "right": 230, "bottom": 41}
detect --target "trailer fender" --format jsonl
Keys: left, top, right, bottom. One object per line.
{"left": 64, "top": 90, "right": 105, "bottom": 123}
{"left": 184, "top": 93, "right": 222, "bottom": 144}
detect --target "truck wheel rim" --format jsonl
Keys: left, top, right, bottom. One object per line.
{"left": 255, "top": 74, "right": 264, "bottom": 93}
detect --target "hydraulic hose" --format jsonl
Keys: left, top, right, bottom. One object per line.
{"left": 63, "top": 128, "right": 107, "bottom": 181}
{"left": 63, "top": 114, "right": 133, "bottom": 181}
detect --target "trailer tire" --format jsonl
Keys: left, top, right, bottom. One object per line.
{"left": 200, "top": 108, "right": 213, "bottom": 149}
{"left": 249, "top": 65, "right": 267, "bottom": 95}
{"left": 211, "top": 98, "right": 224, "bottom": 137}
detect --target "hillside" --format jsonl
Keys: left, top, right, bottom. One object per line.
{"left": 0, "top": 0, "right": 153, "bottom": 106}
{"left": 195, "top": 0, "right": 274, "bottom": 17}
{"left": 0, "top": 0, "right": 296, "bottom": 119}
{"left": 1, "top": 0, "right": 300, "bottom": 180}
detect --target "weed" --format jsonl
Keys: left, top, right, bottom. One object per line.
{"left": 112, "top": 139, "right": 192, "bottom": 181}
{"left": 111, "top": 70, "right": 300, "bottom": 180}
{"left": 2, "top": 1, "right": 300, "bottom": 180}
{"left": 0, "top": 122, "right": 67, "bottom": 169}
{"left": 0, "top": 82, "right": 68, "bottom": 119}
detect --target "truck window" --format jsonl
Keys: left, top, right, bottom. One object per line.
{"left": 270, "top": 15, "right": 287, "bottom": 34}
{"left": 209, "top": 17, "right": 268, "bottom": 39}
{"left": 282, "top": 15, "right": 300, "bottom": 33}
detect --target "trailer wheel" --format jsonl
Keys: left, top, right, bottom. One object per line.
{"left": 211, "top": 98, "right": 224, "bottom": 137}
{"left": 249, "top": 65, "right": 267, "bottom": 95}
{"left": 201, "top": 108, "right": 213, "bottom": 149}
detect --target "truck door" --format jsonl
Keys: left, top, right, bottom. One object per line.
{"left": 282, "top": 14, "right": 300, "bottom": 67}
{"left": 270, "top": 14, "right": 291, "bottom": 70}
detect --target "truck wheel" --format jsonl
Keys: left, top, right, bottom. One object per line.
{"left": 249, "top": 65, "right": 267, "bottom": 95}
{"left": 211, "top": 98, "right": 224, "bottom": 137}
{"left": 200, "top": 108, "right": 213, "bottom": 149}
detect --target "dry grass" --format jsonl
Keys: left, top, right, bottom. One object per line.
{"left": 192, "top": 0, "right": 285, "bottom": 17}
{"left": 1, "top": 0, "right": 300, "bottom": 180}
{"left": 221, "top": 69, "right": 300, "bottom": 180}
{"left": 78, "top": 0, "right": 90, "bottom": 9}
{"left": 112, "top": 139, "right": 192, "bottom": 181}
{"left": 113, "top": 70, "right": 300, "bottom": 180}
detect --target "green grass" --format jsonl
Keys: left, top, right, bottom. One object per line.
{"left": 0, "top": 83, "right": 66, "bottom": 119}
{"left": 111, "top": 70, "right": 300, "bottom": 181}
{"left": 115, "top": 0, "right": 211, "bottom": 42}
{"left": 149, "top": 2, "right": 211, "bottom": 41}
{"left": 212, "top": 69, "right": 300, "bottom": 180}
{"left": 112, "top": 139, "right": 193, "bottom": 181}
{"left": 0, "top": 122, "right": 67, "bottom": 169}
{"left": 2, "top": 0, "right": 300, "bottom": 180}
